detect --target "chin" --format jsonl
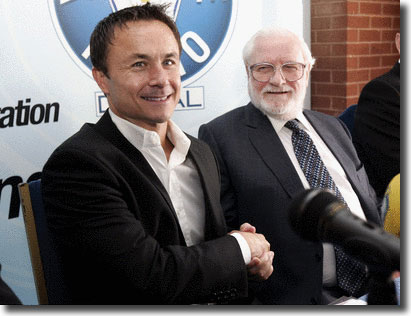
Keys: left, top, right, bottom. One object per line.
{"left": 249, "top": 85, "right": 302, "bottom": 120}
{"left": 254, "top": 100, "right": 302, "bottom": 121}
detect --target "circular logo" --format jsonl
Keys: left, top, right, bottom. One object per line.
{"left": 49, "top": 0, "right": 237, "bottom": 86}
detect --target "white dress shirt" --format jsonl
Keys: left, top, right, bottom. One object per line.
{"left": 109, "top": 110, "right": 250, "bottom": 262}
{"left": 267, "top": 111, "right": 366, "bottom": 286}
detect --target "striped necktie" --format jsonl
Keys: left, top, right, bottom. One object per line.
{"left": 285, "top": 119, "right": 367, "bottom": 296}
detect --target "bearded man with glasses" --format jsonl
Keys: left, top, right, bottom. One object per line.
{"left": 199, "top": 27, "right": 380, "bottom": 304}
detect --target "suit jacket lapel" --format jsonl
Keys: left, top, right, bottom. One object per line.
{"left": 245, "top": 103, "right": 305, "bottom": 198}
{"left": 92, "top": 112, "right": 177, "bottom": 218}
{"left": 188, "top": 136, "right": 228, "bottom": 240}
{"left": 304, "top": 110, "right": 349, "bottom": 162}
{"left": 303, "top": 110, "right": 367, "bottom": 204}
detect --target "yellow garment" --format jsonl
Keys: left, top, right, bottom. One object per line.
{"left": 382, "top": 174, "right": 400, "bottom": 237}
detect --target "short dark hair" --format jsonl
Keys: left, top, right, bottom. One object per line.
{"left": 90, "top": 3, "right": 182, "bottom": 76}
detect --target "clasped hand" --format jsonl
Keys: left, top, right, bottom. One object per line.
{"left": 230, "top": 223, "right": 274, "bottom": 281}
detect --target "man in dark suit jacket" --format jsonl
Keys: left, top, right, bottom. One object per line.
{"left": 353, "top": 33, "right": 400, "bottom": 200}
{"left": 42, "top": 4, "right": 273, "bottom": 304}
{"left": 199, "top": 27, "right": 380, "bottom": 304}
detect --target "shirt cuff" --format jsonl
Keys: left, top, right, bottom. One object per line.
{"left": 230, "top": 232, "right": 251, "bottom": 265}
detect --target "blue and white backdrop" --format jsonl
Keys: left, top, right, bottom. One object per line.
{"left": 0, "top": 0, "right": 309, "bottom": 304}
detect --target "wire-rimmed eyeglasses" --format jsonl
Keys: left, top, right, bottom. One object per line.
{"left": 249, "top": 62, "right": 306, "bottom": 83}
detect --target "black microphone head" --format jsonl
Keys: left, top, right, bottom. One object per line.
{"left": 288, "top": 189, "right": 340, "bottom": 241}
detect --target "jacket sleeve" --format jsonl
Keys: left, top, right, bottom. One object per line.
{"left": 352, "top": 79, "right": 400, "bottom": 199}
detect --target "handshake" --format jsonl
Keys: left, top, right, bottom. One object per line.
{"left": 230, "top": 223, "right": 274, "bottom": 281}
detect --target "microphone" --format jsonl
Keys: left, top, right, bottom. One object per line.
{"left": 288, "top": 189, "right": 400, "bottom": 273}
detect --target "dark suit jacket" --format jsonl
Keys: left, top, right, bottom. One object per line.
{"left": 353, "top": 62, "right": 400, "bottom": 199}
{"left": 42, "top": 111, "right": 248, "bottom": 304}
{"left": 199, "top": 103, "right": 380, "bottom": 304}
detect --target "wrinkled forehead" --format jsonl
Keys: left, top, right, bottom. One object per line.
{"left": 250, "top": 35, "right": 305, "bottom": 65}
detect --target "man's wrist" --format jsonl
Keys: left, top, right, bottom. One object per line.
{"left": 230, "top": 232, "right": 251, "bottom": 264}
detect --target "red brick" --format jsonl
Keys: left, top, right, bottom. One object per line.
{"left": 370, "top": 68, "right": 389, "bottom": 79}
{"left": 347, "top": 16, "right": 370, "bottom": 28}
{"left": 383, "top": 3, "right": 400, "bottom": 15}
{"left": 315, "top": 2, "right": 347, "bottom": 16}
{"left": 359, "top": 30, "right": 381, "bottom": 42}
{"left": 393, "top": 17, "right": 400, "bottom": 29}
{"left": 382, "top": 55, "right": 399, "bottom": 66}
{"left": 369, "top": 68, "right": 390, "bottom": 79}
{"left": 311, "top": 82, "right": 317, "bottom": 95}
{"left": 330, "top": 99, "right": 345, "bottom": 110}
{"left": 331, "top": 16, "right": 348, "bottom": 29}
{"left": 311, "top": 0, "right": 400, "bottom": 114}
{"left": 393, "top": 42, "right": 400, "bottom": 54}
{"left": 311, "top": 31, "right": 317, "bottom": 43}
{"left": 360, "top": 2, "right": 382, "bottom": 14}
{"left": 382, "top": 30, "right": 398, "bottom": 41}
{"left": 331, "top": 110, "right": 342, "bottom": 117}
{"left": 347, "top": 69, "right": 370, "bottom": 82}
{"left": 370, "top": 43, "right": 393, "bottom": 55}
{"left": 334, "top": 109, "right": 343, "bottom": 116}
{"left": 359, "top": 56, "right": 381, "bottom": 68}
{"left": 347, "top": 1, "right": 359, "bottom": 14}
{"left": 371, "top": 17, "right": 393, "bottom": 28}
{"left": 364, "top": 0, "right": 399, "bottom": 2}
{"left": 317, "top": 83, "right": 346, "bottom": 96}
{"left": 332, "top": 70, "right": 347, "bottom": 83}
{"left": 316, "top": 29, "right": 346, "bottom": 43}
{"left": 358, "top": 82, "right": 368, "bottom": 94}
{"left": 332, "top": 44, "right": 347, "bottom": 56}
{"left": 347, "top": 57, "right": 359, "bottom": 69}
{"left": 312, "top": 17, "right": 332, "bottom": 30}
{"left": 346, "top": 97, "right": 359, "bottom": 107}
{"left": 311, "top": 44, "right": 332, "bottom": 56}
{"left": 311, "top": 3, "right": 317, "bottom": 15}
{"left": 311, "top": 70, "right": 332, "bottom": 82}
{"left": 347, "top": 29, "right": 359, "bottom": 42}
{"left": 356, "top": 80, "right": 370, "bottom": 88}
{"left": 332, "top": 97, "right": 350, "bottom": 110}
{"left": 311, "top": 96, "right": 332, "bottom": 108}
{"left": 315, "top": 57, "right": 347, "bottom": 70}
{"left": 346, "top": 43, "right": 370, "bottom": 55}
{"left": 347, "top": 83, "right": 359, "bottom": 96}
{"left": 392, "top": 42, "right": 400, "bottom": 54}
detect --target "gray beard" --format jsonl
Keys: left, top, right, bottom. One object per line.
{"left": 248, "top": 84, "right": 305, "bottom": 121}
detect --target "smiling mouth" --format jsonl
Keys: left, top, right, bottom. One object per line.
{"left": 267, "top": 91, "right": 289, "bottom": 95}
{"left": 141, "top": 95, "right": 170, "bottom": 102}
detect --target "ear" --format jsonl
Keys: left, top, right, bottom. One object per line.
{"left": 244, "top": 62, "right": 250, "bottom": 78}
{"left": 395, "top": 33, "right": 400, "bottom": 55}
{"left": 92, "top": 68, "right": 110, "bottom": 95}
{"left": 304, "top": 66, "right": 311, "bottom": 88}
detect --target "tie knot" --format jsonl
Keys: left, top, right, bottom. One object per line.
{"left": 285, "top": 120, "right": 300, "bottom": 131}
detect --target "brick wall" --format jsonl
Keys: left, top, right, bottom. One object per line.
{"left": 311, "top": 0, "right": 400, "bottom": 116}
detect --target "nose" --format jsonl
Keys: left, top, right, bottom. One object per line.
{"left": 148, "top": 64, "right": 168, "bottom": 87}
{"left": 268, "top": 67, "right": 286, "bottom": 86}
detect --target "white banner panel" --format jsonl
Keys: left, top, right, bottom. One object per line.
{"left": 0, "top": 0, "right": 308, "bottom": 304}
